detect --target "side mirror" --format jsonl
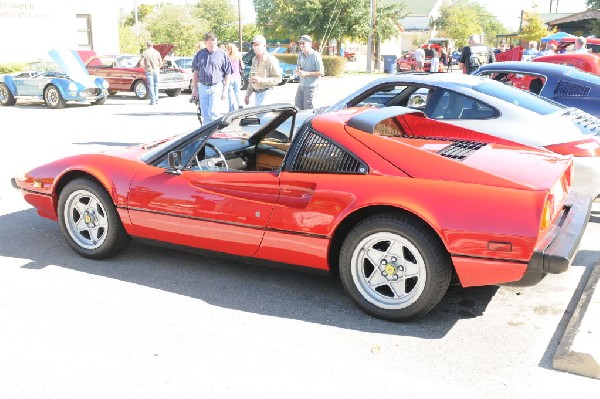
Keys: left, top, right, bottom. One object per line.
{"left": 166, "top": 151, "right": 182, "bottom": 175}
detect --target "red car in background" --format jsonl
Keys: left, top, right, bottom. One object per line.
{"left": 77, "top": 44, "right": 186, "bottom": 100}
{"left": 396, "top": 44, "right": 443, "bottom": 73}
{"left": 533, "top": 52, "right": 600, "bottom": 75}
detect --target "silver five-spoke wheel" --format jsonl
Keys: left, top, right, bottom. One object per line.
{"left": 64, "top": 189, "right": 109, "bottom": 250}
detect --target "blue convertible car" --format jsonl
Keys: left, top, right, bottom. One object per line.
{"left": 0, "top": 49, "right": 108, "bottom": 109}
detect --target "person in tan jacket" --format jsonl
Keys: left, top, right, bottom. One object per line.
{"left": 244, "top": 35, "right": 282, "bottom": 106}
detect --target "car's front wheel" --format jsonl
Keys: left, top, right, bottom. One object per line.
{"left": 339, "top": 213, "right": 452, "bottom": 321}
{"left": 133, "top": 80, "right": 148, "bottom": 100}
{"left": 44, "top": 85, "right": 66, "bottom": 109}
{"left": 165, "top": 88, "right": 181, "bottom": 97}
{"left": 58, "top": 178, "right": 130, "bottom": 259}
{"left": 93, "top": 95, "right": 107, "bottom": 105}
{"left": 0, "top": 83, "right": 17, "bottom": 106}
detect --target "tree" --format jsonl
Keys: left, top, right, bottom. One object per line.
{"left": 433, "top": 0, "right": 509, "bottom": 48}
{"left": 252, "top": 0, "right": 406, "bottom": 47}
{"left": 519, "top": 10, "right": 549, "bottom": 44}
{"left": 193, "top": 0, "right": 238, "bottom": 43}
{"left": 123, "top": 4, "right": 155, "bottom": 26}
{"left": 145, "top": 4, "right": 209, "bottom": 56}
{"left": 586, "top": 0, "right": 600, "bottom": 8}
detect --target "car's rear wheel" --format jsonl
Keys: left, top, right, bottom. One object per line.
{"left": 339, "top": 213, "right": 452, "bottom": 321}
{"left": 58, "top": 178, "right": 130, "bottom": 259}
{"left": 0, "top": 83, "right": 17, "bottom": 106}
{"left": 165, "top": 88, "right": 181, "bottom": 97}
{"left": 93, "top": 95, "right": 107, "bottom": 105}
{"left": 44, "top": 85, "right": 66, "bottom": 109}
{"left": 133, "top": 80, "right": 148, "bottom": 100}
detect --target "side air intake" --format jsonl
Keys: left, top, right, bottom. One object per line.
{"left": 290, "top": 129, "right": 368, "bottom": 174}
{"left": 437, "top": 140, "right": 487, "bottom": 161}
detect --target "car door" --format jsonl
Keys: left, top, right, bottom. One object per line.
{"left": 127, "top": 106, "right": 298, "bottom": 257}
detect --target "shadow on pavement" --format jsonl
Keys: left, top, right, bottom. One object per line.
{"left": 1, "top": 207, "right": 502, "bottom": 338}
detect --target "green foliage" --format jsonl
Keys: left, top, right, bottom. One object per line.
{"left": 193, "top": 0, "right": 239, "bottom": 43}
{"left": 0, "top": 63, "right": 26, "bottom": 73}
{"left": 145, "top": 4, "right": 209, "bottom": 56}
{"left": 253, "top": 0, "right": 406, "bottom": 45}
{"left": 434, "top": 0, "right": 509, "bottom": 48}
{"left": 587, "top": 0, "right": 600, "bottom": 8}
{"left": 519, "top": 11, "right": 549, "bottom": 43}
{"left": 588, "top": 19, "right": 600, "bottom": 37}
{"left": 321, "top": 55, "right": 346, "bottom": 76}
{"left": 123, "top": 4, "right": 155, "bottom": 26}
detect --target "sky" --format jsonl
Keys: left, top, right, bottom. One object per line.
{"left": 468, "top": 0, "right": 589, "bottom": 30}
{"left": 125, "top": 0, "right": 590, "bottom": 31}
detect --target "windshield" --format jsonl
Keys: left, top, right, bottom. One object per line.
{"left": 472, "top": 81, "right": 563, "bottom": 115}
{"left": 176, "top": 58, "right": 193, "bottom": 69}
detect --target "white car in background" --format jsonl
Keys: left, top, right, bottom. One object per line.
{"left": 317, "top": 73, "right": 600, "bottom": 198}
{"left": 165, "top": 56, "right": 193, "bottom": 92}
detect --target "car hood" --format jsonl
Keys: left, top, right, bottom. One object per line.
{"left": 154, "top": 44, "right": 175, "bottom": 59}
{"left": 48, "top": 48, "right": 96, "bottom": 87}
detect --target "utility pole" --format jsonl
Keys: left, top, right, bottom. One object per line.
{"left": 133, "top": 0, "right": 139, "bottom": 39}
{"left": 238, "top": 0, "right": 243, "bottom": 51}
{"left": 366, "top": 0, "right": 375, "bottom": 72}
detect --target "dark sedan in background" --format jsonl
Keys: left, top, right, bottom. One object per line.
{"left": 472, "top": 61, "right": 600, "bottom": 117}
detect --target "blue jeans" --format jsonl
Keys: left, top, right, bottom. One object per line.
{"left": 255, "top": 89, "right": 272, "bottom": 106}
{"left": 146, "top": 72, "right": 159, "bottom": 104}
{"left": 198, "top": 82, "right": 223, "bottom": 124}
{"left": 228, "top": 77, "right": 241, "bottom": 112}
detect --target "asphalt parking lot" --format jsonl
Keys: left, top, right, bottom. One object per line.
{"left": 0, "top": 74, "right": 599, "bottom": 397}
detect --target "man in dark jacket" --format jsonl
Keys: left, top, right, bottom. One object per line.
{"left": 459, "top": 34, "right": 495, "bottom": 74}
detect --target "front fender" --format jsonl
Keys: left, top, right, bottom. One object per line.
{"left": 1, "top": 75, "right": 17, "bottom": 95}
{"left": 47, "top": 77, "right": 74, "bottom": 99}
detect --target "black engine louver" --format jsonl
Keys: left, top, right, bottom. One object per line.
{"left": 437, "top": 140, "right": 486, "bottom": 161}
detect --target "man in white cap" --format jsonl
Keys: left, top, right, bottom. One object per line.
{"left": 295, "top": 35, "right": 324, "bottom": 110}
{"left": 244, "top": 34, "right": 282, "bottom": 106}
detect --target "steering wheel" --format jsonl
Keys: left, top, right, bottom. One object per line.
{"left": 194, "top": 143, "right": 229, "bottom": 171}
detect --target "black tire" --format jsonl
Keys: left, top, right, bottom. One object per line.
{"left": 0, "top": 83, "right": 16, "bottom": 106}
{"left": 133, "top": 80, "right": 148, "bottom": 100}
{"left": 44, "top": 84, "right": 66, "bottom": 109}
{"left": 58, "top": 178, "right": 130, "bottom": 259}
{"left": 339, "top": 213, "right": 452, "bottom": 321}
{"left": 165, "top": 88, "right": 181, "bottom": 97}
{"left": 93, "top": 95, "right": 107, "bottom": 105}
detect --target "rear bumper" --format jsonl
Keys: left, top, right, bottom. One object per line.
{"left": 515, "top": 192, "right": 592, "bottom": 286}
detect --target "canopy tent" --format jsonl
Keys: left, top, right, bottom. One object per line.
{"left": 541, "top": 32, "right": 575, "bottom": 43}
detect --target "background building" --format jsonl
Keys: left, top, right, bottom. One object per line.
{"left": 0, "top": 0, "right": 119, "bottom": 63}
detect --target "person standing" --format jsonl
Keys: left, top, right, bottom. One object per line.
{"left": 140, "top": 41, "right": 163, "bottom": 105}
{"left": 459, "top": 34, "right": 495, "bottom": 74}
{"left": 574, "top": 36, "right": 588, "bottom": 53}
{"left": 225, "top": 43, "right": 244, "bottom": 112}
{"left": 244, "top": 35, "right": 282, "bottom": 106}
{"left": 522, "top": 41, "right": 538, "bottom": 61}
{"left": 414, "top": 45, "right": 425, "bottom": 72}
{"left": 191, "top": 32, "right": 232, "bottom": 124}
{"left": 430, "top": 46, "right": 440, "bottom": 73}
{"left": 294, "top": 35, "right": 324, "bottom": 110}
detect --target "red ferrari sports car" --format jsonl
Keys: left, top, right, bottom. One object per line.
{"left": 11, "top": 104, "right": 592, "bottom": 321}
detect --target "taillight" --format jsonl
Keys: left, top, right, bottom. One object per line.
{"left": 540, "top": 194, "right": 555, "bottom": 230}
{"left": 545, "top": 137, "right": 600, "bottom": 157}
